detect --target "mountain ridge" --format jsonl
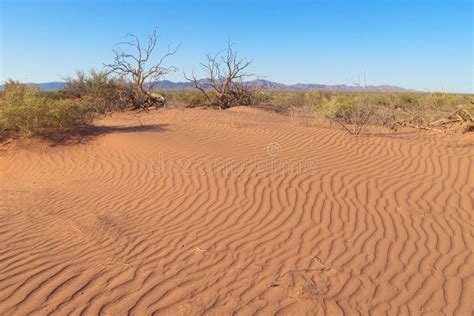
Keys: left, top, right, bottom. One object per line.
{"left": 0, "top": 79, "right": 415, "bottom": 92}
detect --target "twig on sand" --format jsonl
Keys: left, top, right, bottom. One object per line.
{"left": 280, "top": 256, "right": 342, "bottom": 277}
{"left": 68, "top": 225, "right": 83, "bottom": 234}
{"left": 310, "top": 256, "right": 328, "bottom": 269}
{"left": 97, "top": 261, "right": 132, "bottom": 269}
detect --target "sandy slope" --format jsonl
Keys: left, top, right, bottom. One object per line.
{"left": 0, "top": 108, "right": 473, "bottom": 315}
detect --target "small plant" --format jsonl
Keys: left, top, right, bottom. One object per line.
{"left": 318, "top": 93, "right": 375, "bottom": 136}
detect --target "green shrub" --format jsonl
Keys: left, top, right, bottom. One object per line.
{"left": 65, "top": 70, "right": 136, "bottom": 113}
{"left": 315, "top": 94, "right": 377, "bottom": 135}
{"left": 160, "top": 89, "right": 208, "bottom": 107}
{"left": 0, "top": 81, "right": 93, "bottom": 138}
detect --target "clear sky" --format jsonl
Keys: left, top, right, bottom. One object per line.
{"left": 1, "top": 0, "right": 472, "bottom": 93}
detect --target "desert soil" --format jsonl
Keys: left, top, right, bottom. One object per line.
{"left": 1, "top": 108, "right": 473, "bottom": 315}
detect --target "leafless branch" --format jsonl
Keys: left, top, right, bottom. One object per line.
{"left": 104, "top": 28, "right": 179, "bottom": 108}
{"left": 185, "top": 40, "right": 258, "bottom": 109}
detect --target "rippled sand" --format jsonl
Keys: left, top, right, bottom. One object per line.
{"left": 1, "top": 108, "right": 473, "bottom": 315}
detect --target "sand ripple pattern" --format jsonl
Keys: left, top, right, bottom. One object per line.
{"left": 1, "top": 108, "right": 473, "bottom": 315}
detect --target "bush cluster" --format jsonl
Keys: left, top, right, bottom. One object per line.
{"left": 0, "top": 70, "right": 141, "bottom": 139}
{"left": 64, "top": 70, "right": 136, "bottom": 113}
{"left": 263, "top": 90, "right": 473, "bottom": 133}
{"left": 0, "top": 80, "right": 93, "bottom": 138}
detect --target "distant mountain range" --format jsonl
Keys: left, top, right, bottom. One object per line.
{"left": 0, "top": 79, "right": 414, "bottom": 92}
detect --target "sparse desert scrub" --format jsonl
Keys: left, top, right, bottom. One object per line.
{"left": 255, "top": 90, "right": 473, "bottom": 134}
{"left": 317, "top": 92, "right": 473, "bottom": 135}
{"left": 2, "top": 77, "right": 471, "bottom": 139}
{"left": 0, "top": 81, "right": 93, "bottom": 138}
{"left": 151, "top": 89, "right": 472, "bottom": 134}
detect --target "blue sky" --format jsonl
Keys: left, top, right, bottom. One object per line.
{"left": 1, "top": 0, "right": 472, "bottom": 92}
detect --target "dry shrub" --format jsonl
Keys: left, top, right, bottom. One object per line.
{"left": 186, "top": 41, "right": 263, "bottom": 109}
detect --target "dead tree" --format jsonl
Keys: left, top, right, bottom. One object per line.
{"left": 185, "top": 41, "right": 259, "bottom": 109}
{"left": 104, "top": 28, "right": 179, "bottom": 109}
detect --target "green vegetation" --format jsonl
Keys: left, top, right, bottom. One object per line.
{"left": 1, "top": 77, "right": 472, "bottom": 140}
{"left": 0, "top": 80, "right": 93, "bottom": 138}
{"left": 64, "top": 70, "right": 135, "bottom": 114}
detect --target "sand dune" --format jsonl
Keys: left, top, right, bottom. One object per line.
{"left": 0, "top": 108, "right": 473, "bottom": 315}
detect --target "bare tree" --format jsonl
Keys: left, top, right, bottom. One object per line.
{"left": 185, "top": 41, "right": 260, "bottom": 109}
{"left": 104, "top": 28, "right": 179, "bottom": 109}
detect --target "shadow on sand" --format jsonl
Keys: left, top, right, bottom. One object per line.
{"left": 38, "top": 124, "right": 168, "bottom": 147}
